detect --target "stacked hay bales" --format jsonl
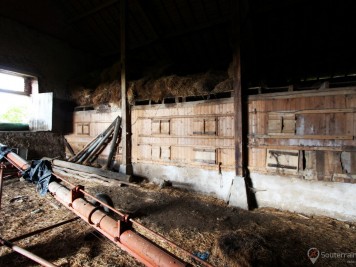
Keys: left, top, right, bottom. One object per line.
{"left": 70, "top": 87, "right": 93, "bottom": 106}
{"left": 70, "top": 64, "right": 234, "bottom": 106}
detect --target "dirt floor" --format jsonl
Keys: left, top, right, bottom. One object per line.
{"left": 0, "top": 175, "right": 356, "bottom": 267}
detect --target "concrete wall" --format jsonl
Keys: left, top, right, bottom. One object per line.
{"left": 133, "top": 163, "right": 235, "bottom": 202}
{"left": 134, "top": 163, "right": 356, "bottom": 221}
{"left": 248, "top": 173, "right": 356, "bottom": 221}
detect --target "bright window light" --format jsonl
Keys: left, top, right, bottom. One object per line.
{"left": 0, "top": 73, "right": 25, "bottom": 92}
{"left": 0, "top": 92, "right": 30, "bottom": 123}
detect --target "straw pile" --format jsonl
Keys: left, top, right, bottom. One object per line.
{"left": 128, "top": 71, "right": 227, "bottom": 102}
{"left": 212, "top": 78, "right": 233, "bottom": 93}
{"left": 92, "top": 80, "right": 121, "bottom": 105}
{"left": 71, "top": 67, "right": 230, "bottom": 105}
{"left": 70, "top": 87, "right": 93, "bottom": 106}
{"left": 214, "top": 230, "right": 273, "bottom": 267}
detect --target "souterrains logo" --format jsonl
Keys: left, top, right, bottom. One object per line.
{"left": 308, "top": 248, "right": 320, "bottom": 264}
{"left": 307, "top": 248, "right": 356, "bottom": 264}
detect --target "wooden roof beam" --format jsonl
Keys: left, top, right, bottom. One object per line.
{"left": 70, "top": 0, "right": 119, "bottom": 24}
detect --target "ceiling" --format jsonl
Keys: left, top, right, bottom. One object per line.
{"left": 1, "top": 0, "right": 356, "bottom": 85}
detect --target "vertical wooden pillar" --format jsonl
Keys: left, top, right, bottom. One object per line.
{"left": 228, "top": 0, "right": 249, "bottom": 210}
{"left": 120, "top": 0, "right": 132, "bottom": 174}
{"left": 233, "top": 0, "right": 244, "bottom": 177}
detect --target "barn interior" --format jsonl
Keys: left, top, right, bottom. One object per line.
{"left": 0, "top": 0, "right": 356, "bottom": 266}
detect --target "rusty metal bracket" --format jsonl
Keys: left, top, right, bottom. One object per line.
{"left": 70, "top": 185, "right": 84, "bottom": 205}
{"left": 117, "top": 215, "right": 132, "bottom": 237}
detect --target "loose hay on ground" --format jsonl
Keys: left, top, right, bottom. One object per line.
{"left": 1, "top": 177, "right": 355, "bottom": 267}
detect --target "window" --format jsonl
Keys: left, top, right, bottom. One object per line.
{"left": 0, "top": 69, "right": 51, "bottom": 131}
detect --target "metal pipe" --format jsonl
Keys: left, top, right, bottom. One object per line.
{"left": 48, "top": 181, "right": 187, "bottom": 267}
{"left": 0, "top": 163, "right": 4, "bottom": 209}
{"left": 1, "top": 146, "right": 211, "bottom": 267}
{"left": 0, "top": 237, "right": 58, "bottom": 267}
{"left": 53, "top": 173, "right": 214, "bottom": 267}
{"left": 8, "top": 217, "right": 79, "bottom": 244}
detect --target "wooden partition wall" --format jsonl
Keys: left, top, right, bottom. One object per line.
{"left": 248, "top": 87, "right": 356, "bottom": 183}
{"left": 131, "top": 98, "right": 235, "bottom": 171}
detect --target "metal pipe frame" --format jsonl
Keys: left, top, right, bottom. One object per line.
{"left": 0, "top": 237, "right": 58, "bottom": 267}
{"left": 0, "top": 145, "right": 200, "bottom": 267}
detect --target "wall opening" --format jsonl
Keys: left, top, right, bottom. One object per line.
{"left": 0, "top": 69, "right": 44, "bottom": 131}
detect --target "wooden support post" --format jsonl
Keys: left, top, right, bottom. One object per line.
{"left": 228, "top": 0, "right": 249, "bottom": 210}
{"left": 120, "top": 0, "right": 132, "bottom": 175}
{"left": 233, "top": 0, "right": 244, "bottom": 177}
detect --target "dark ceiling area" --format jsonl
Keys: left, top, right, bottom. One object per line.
{"left": 1, "top": 0, "right": 356, "bottom": 85}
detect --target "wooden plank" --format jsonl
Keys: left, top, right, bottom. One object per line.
{"left": 248, "top": 144, "right": 344, "bottom": 151}
{"left": 266, "top": 149, "right": 299, "bottom": 171}
{"left": 248, "top": 87, "right": 356, "bottom": 101}
{"left": 193, "top": 119, "right": 204, "bottom": 135}
{"left": 45, "top": 158, "right": 131, "bottom": 182}
{"left": 132, "top": 98, "right": 234, "bottom": 110}
{"left": 193, "top": 148, "right": 216, "bottom": 164}
{"left": 136, "top": 113, "right": 234, "bottom": 120}
{"left": 161, "top": 146, "right": 171, "bottom": 160}
{"left": 161, "top": 120, "right": 170, "bottom": 134}
{"left": 151, "top": 146, "right": 160, "bottom": 160}
{"left": 250, "top": 134, "right": 353, "bottom": 140}
{"left": 204, "top": 118, "right": 217, "bottom": 135}
{"left": 151, "top": 120, "right": 160, "bottom": 134}
{"left": 295, "top": 108, "right": 354, "bottom": 114}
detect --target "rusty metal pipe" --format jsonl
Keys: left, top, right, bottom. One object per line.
{"left": 0, "top": 146, "right": 205, "bottom": 266}
{"left": 0, "top": 237, "right": 58, "bottom": 267}
{"left": 7, "top": 217, "right": 79, "bottom": 244}
{"left": 0, "top": 163, "right": 4, "bottom": 209}
{"left": 54, "top": 173, "right": 214, "bottom": 267}
{"left": 48, "top": 181, "right": 187, "bottom": 267}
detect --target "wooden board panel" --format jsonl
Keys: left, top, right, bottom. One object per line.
{"left": 151, "top": 120, "right": 160, "bottom": 134}
{"left": 205, "top": 118, "right": 217, "bottom": 135}
{"left": 161, "top": 146, "right": 171, "bottom": 160}
{"left": 151, "top": 146, "right": 160, "bottom": 160}
{"left": 137, "top": 144, "right": 151, "bottom": 160}
{"left": 193, "top": 148, "right": 216, "bottom": 164}
{"left": 266, "top": 149, "right": 299, "bottom": 171}
{"left": 161, "top": 120, "right": 170, "bottom": 134}
{"left": 193, "top": 119, "right": 204, "bottom": 135}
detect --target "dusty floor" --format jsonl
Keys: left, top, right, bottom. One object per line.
{"left": 0, "top": 176, "right": 356, "bottom": 267}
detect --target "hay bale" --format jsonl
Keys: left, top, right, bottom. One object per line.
{"left": 192, "top": 71, "right": 227, "bottom": 95}
{"left": 165, "top": 75, "right": 182, "bottom": 97}
{"left": 127, "top": 81, "right": 136, "bottom": 105}
{"left": 214, "top": 230, "right": 273, "bottom": 267}
{"left": 212, "top": 78, "right": 234, "bottom": 93}
{"left": 132, "top": 78, "right": 150, "bottom": 100}
{"left": 70, "top": 87, "right": 93, "bottom": 106}
{"left": 92, "top": 80, "right": 121, "bottom": 105}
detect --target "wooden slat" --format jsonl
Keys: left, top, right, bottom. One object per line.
{"left": 248, "top": 87, "right": 356, "bottom": 101}
{"left": 251, "top": 134, "right": 354, "bottom": 140}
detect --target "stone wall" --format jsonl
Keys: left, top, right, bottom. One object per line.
{"left": 0, "top": 132, "right": 64, "bottom": 159}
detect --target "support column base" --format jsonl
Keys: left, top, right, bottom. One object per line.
{"left": 228, "top": 176, "right": 249, "bottom": 210}
{"left": 120, "top": 163, "right": 133, "bottom": 176}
